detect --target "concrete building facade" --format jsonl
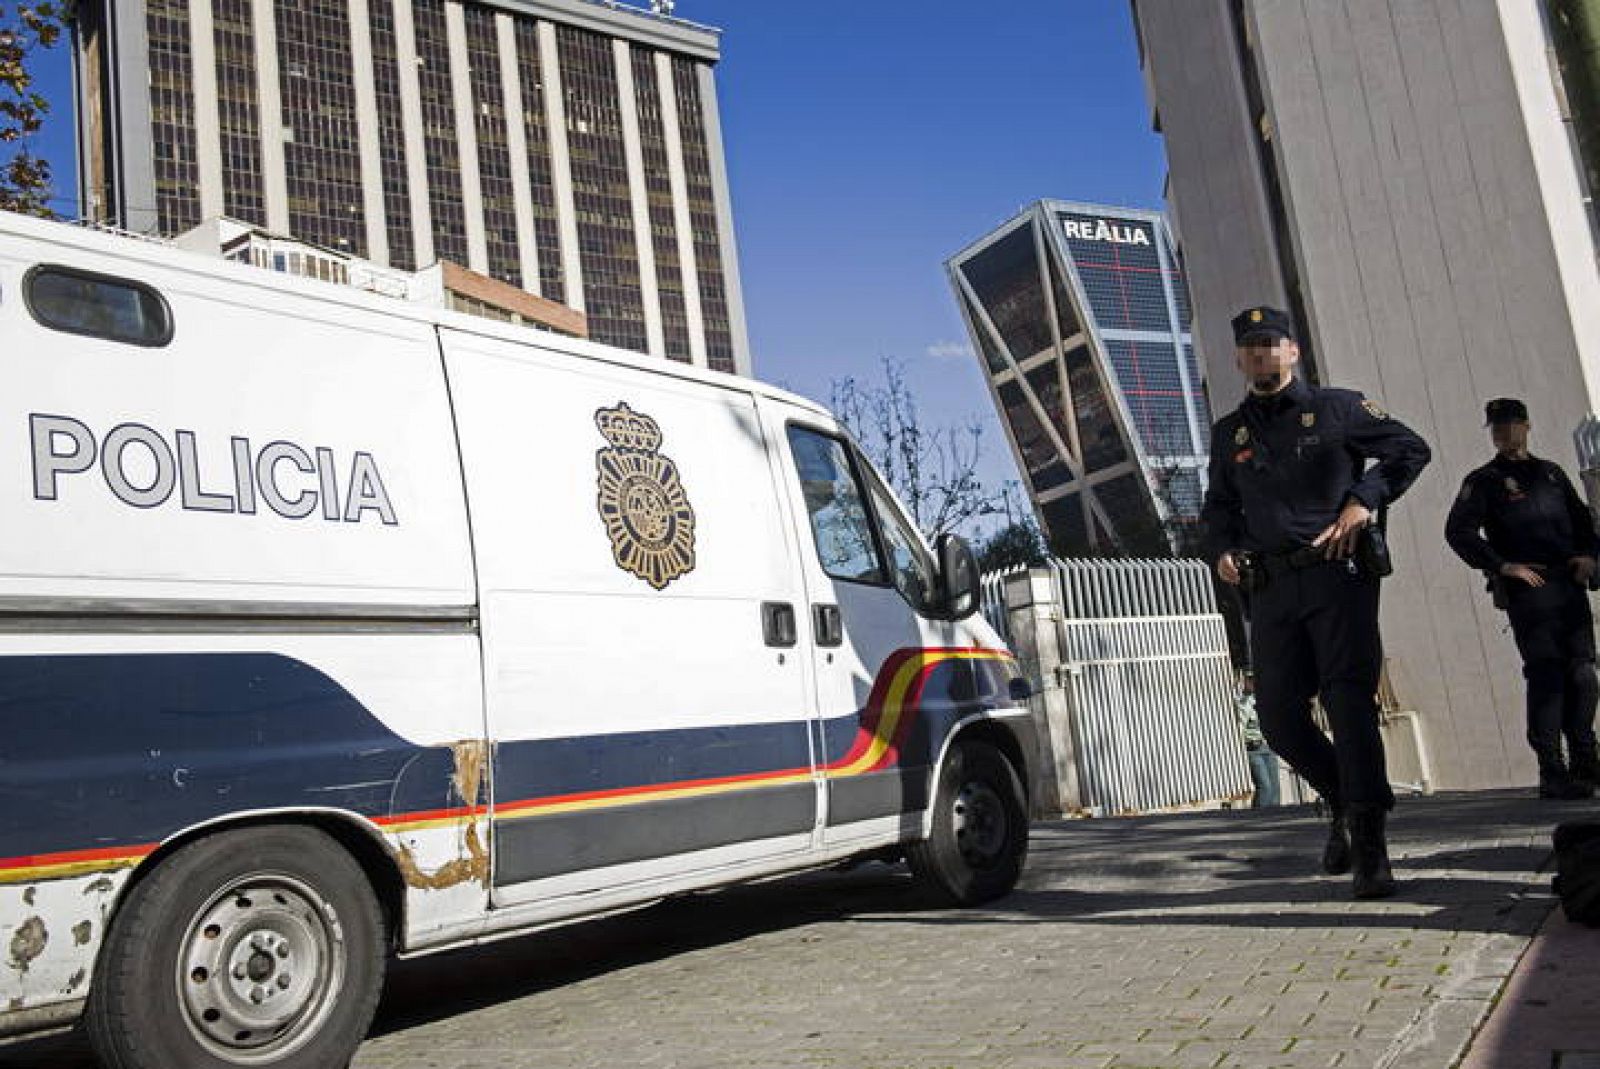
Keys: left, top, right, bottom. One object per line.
{"left": 947, "top": 202, "right": 1206, "bottom": 557}
{"left": 1132, "top": 0, "right": 1600, "bottom": 790}
{"left": 70, "top": 0, "right": 749, "bottom": 373}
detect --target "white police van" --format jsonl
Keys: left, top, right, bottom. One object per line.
{"left": 0, "top": 209, "right": 1035, "bottom": 1069}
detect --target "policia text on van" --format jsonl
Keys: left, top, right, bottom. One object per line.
{"left": 0, "top": 211, "right": 1036, "bottom": 1069}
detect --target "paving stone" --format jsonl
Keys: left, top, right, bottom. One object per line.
{"left": 0, "top": 791, "right": 1574, "bottom": 1069}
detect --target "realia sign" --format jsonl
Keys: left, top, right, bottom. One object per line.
{"left": 1060, "top": 217, "right": 1151, "bottom": 246}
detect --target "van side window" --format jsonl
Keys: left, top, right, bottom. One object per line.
{"left": 861, "top": 471, "right": 938, "bottom": 614}
{"left": 786, "top": 427, "right": 886, "bottom": 583}
{"left": 24, "top": 266, "right": 174, "bottom": 347}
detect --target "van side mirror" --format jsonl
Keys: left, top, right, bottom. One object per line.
{"left": 936, "top": 532, "right": 981, "bottom": 620}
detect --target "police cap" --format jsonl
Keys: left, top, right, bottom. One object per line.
{"left": 1484, "top": 398, "right": 1529, "bottom": 425}
{"left": 1231, "top": 305, "right": 1296, "bottom": 345}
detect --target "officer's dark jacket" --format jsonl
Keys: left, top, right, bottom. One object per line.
{"left": 1444, "top": 453, "right": 1600, "bottom": 573}
{"left": 1200, "top": 377, "right": 1431, "bottom": 565}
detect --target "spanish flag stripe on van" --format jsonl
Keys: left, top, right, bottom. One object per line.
{"left": 0, "top": 648, "right": 1016, "bottom": 882}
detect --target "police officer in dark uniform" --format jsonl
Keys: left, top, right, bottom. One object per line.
{"left": 1444, "top": 398, "right": 1600, "bottom": 800}
{"left": 1201, "top": 306, "right": 1431, "bottom": 900}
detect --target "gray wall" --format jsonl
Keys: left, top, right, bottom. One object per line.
{"left": 1137, "top": 0, "right": 1600, "bottom": 789}
{"left": 1134, "top": 0, "right": 1286, "bottom": 405}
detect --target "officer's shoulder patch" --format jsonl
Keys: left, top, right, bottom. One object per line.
{"left": 1360, "top": 397, "right": 1389, "bottom": 420}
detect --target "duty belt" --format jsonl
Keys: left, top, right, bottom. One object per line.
{"left": 1258, "top": 545, "right": 1330, "bottom": 577}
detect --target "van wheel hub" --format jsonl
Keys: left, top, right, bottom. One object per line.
{"left": 952, "top": 780, "right": 1007, "bottom": 867}
{"left": 178, "top": 874, "right": 345, "bottom": 1059}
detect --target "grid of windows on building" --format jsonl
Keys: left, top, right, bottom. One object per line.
{"left": 92, "top": 0, "right": 747, "bottom": 371}
{"left": 414, "top": 0, "right": 469, "bottom": 268}
{"left": 1102, "top": 338, "right": 1193, "bottom": 457}
{"left": 633, "top": 47, "right": 691, "bottom": 362}
{"left": 277, "top": 0, "right": 366, "bottom": 256}
{"left": 1058, "top": 213, "right": 1174, "bottom": 333}
{"left": 369, "top": 0, "right": 415, "bottom": 270}
{"left": 559, "top": 24, "right": 648, "bottom": 353}
{"left": 673, "top": 57, "right": 735, "bottom": 375}
{"left": 214, "top": 0, "right": 266, "bottom": 225}
{"left": 464, "top": 6, "right": 521, "bottom": 287}
{"left": 512, "top": 18, "right": 564, "bottom": 304}
{"left": 947, "top": 202, "right": 1203, "bottom": 557}
{"left": 148, "top": 1, "right": 200, "bottom": 234}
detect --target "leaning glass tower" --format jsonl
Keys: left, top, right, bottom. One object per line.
{"left": 947, "top": 200, "right": 1205, "bottom": 557}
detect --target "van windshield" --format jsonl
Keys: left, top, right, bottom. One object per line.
{"left": 860, "top": 466, "right": 938, "bottom": 614}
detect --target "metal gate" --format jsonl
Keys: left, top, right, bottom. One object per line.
{"left": 985, "top": 559, "right": 1251, "bottom": 817}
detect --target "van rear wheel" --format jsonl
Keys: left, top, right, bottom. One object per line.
{"left": 85, "top": 825, "right": 385, "bottom": 1069}
{"left": 908, "top": 740, "right": 1027, "bottom": 906}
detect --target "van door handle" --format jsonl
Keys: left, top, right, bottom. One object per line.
{"left": 813, "top": 603, "right": 843, "bottom": 647}
{"left": 761, "top": 602, "right": 797, "bottom": 648}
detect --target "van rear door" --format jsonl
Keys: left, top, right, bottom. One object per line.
{"left": 440, "top": 330, "right": 821, "bottom": 906}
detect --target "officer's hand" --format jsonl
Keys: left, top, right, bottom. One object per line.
{"left": 1570, "top": 556, "right": 1597, "bottom": 586}
{"left": 1501, "top": 562, "right": 1545, "bottom": 587}
{"left": 1218, "top": 552, "right": 1241, "bottom": 586}
{"left": 1312, "top": 500, "right": 1372, "bottom": 559}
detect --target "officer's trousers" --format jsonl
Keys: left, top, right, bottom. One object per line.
{"left": 1506, "top": 578, "right": 1599, "bottom": 770}
{"left": 1248, "top": 560, "right": 1393, "bottom": 811}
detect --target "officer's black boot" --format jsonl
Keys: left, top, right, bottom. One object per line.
{"left": 1348, "top": 805, "right": 1396, "bottom": 900}
{"left": 1537, "top": 751, "right": 1595, "bottom": 799}
{"left": 1541, "top": 771, "right": 1596, "bottom": 798}
{"left": 1321, "top": 809, "right": 1351, "bottom": 875}
{"left": 1571, "top": 744, "right": 1600, "bottom": 791}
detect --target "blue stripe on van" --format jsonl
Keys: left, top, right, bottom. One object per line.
{"left": 0, "top": 651, "right": 1019, "bottom": 877}
{"left": 0, "top": 653, "right": 433, "bottom": 863}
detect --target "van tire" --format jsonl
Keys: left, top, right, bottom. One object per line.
{"left": 908, "top": 740, "right": 1027, "bottom": 906}
{"left": 84, "top": 825, "right": 386, "bottom": 1069}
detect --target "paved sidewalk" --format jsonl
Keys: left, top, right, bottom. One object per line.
{"left": 1, "top": 790, "right": 1589, "bottom": 1069}
{"left": 1460, "top": 904, "right": 1600, "bottom": 1069}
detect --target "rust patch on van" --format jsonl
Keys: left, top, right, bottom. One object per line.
{"left": 450, "top": 740, "right": 487, "bottom": 810}
{"left": 83, "top": 877, "right": 115, "bottom": 897}
{"left": 72, "top": 921, "right": 92, "bottom": 946}
{"left": 395, "top": 741, "right": 490, "bottom": 891}
{"left": 8, "top": 918, "right": 47, "bottom": 974}
{"left": 21, "top": 887, "right": 35, "bottom": 906}
{"left": 64, "top": 968, "right": 85, "bottom": 994}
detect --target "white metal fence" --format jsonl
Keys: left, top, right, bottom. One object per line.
{"left": 985, "top": 558, "right": 1252, "bottom": 817}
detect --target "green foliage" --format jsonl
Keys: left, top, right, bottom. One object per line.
{"left": 0, "top": 2, "right": 65, "bottom": 216}
{"left": 977, "top": 519, "right": 1047, "bottom": 573}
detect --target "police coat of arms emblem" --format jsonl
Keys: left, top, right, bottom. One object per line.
{"left": 594, "top": 402, "right": 697, "bottom": 590}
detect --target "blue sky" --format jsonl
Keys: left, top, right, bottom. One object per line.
{"left": 20, "top": 1, "right": 1168, "bottom": 534}
{"left": 688, "top": 0, "right": 1169, "bottom": 526}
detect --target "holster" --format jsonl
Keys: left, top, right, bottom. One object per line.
{"left": 1235, "top": 551, "right": 1268, "bottom": 594}
{"left": 1486, "top": 574, "right": 1512, "bottom": 611}
{"left": 1356, "top": 525, "right": 1393, "bottom": 579}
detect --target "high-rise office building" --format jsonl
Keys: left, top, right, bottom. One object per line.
{"left": 1133, "top": 0, "right": 1600, "bottom": 790}
{"left": 947, "top": 201, "right": 1206, "bottom": 557}
{"left": 71, "top": 0, "right": 750, "bottom": 373}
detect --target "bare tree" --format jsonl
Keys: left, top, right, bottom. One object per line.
{"left": 830, "top": 356, "right": 1002, "bottom": 538}
{"left": 1, "top": 2, "right": 65, "bottom": 216}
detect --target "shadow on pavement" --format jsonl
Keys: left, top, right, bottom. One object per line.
{"left": 0, "top": 789, "right": 1579, "bottom": 1066}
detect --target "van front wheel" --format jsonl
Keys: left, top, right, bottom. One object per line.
{"left": 908, "top": 740, "right": 1028, "bottom": 906}
{"left": 86, "top": 825, "right": 385, "bottom": 1069}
